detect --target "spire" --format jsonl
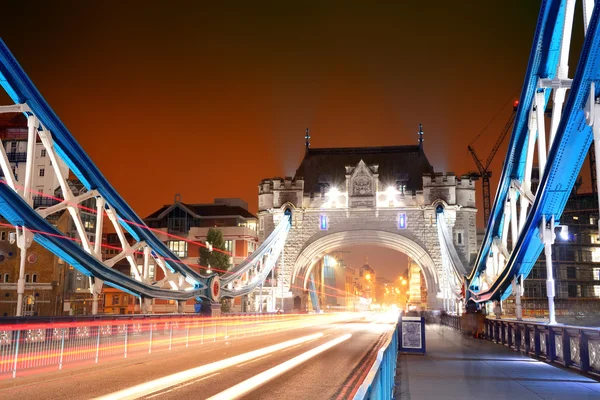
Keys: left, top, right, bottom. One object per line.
{"left": 305, "top": 128, "right": 311, "bottom": 153}
{"left": 417, "top": 123, "right": 424, "bottom": 150}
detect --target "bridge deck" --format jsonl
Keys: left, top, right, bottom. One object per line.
{"left": 395, "top": 325, "right": 600, "bottom": 400}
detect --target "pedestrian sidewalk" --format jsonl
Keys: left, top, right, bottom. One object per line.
{"left": 394, "top": 324, "right": 600, "bottom": 400}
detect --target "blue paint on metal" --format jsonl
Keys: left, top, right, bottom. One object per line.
{"left": 0, "top": 39, "right": 201, "bottom": 284}
{"left": 468, "top": 0, "right": 600, "bottom": 302}
{"left": 353, "top": 315, "right": 400, "bottom": 400}
{"left": 0, "top": 180, "right": 205, "bottom": 300}
{"left": 308, "top": 273, "right": 320, "bottom": 313}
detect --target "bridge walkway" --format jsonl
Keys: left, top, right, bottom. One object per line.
{"left": 394, "top": 325, "right": 600, "bottom": 400}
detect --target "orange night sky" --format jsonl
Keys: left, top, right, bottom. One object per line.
{"left": 0, "top": 1, "right": 590, "bottom": 279}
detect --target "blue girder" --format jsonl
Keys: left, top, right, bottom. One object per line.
{"left": 468, "top": 0, "right": 600, "bottom": 302}
{"left": 0, "top": 39, "right": 205, "bottom": 287}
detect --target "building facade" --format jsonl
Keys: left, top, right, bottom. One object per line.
{"left": 258, "top": 140, "right": 477, "bottom": 311}
{"left": 513, "top": 192, "right": 600, "bottom": 324}
{"left": 144, "top": 197, "right": 259, "bottom": 313}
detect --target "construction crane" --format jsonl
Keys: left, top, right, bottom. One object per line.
{"left": 468, "top": 101, "right": 519, "bottom": 226}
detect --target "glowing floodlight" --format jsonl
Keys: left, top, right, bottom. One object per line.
{"left": 327, "top": 187, "right": 340, "bottom": 198}
{"left": 560, "top": 225, "right": 569, "bottom": 240}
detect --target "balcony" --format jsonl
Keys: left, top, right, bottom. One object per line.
{"left": 33, "top": 196, "right": 61, "bottom": 209}
{"left": 6, "top": 151, "right": 26, "bottom": 163}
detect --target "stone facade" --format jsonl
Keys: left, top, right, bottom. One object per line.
{"left": 259, "top": 157, "right": 477, "bottom": 310}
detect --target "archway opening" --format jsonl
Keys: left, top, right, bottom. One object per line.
{"left": 291, "top": 230, "right": 440, "bottom": 311}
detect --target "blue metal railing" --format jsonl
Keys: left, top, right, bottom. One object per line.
{"left": 440, "top": 315, "right": 600, "bottom": 378}
{"left": 353, "top": 318, "right": 399, "bottom": 400}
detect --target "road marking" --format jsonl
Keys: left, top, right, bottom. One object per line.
{"left": 235, "top": 354, "right": 272, "bottom": 368}
{"left": 145, "top": 373, "right": 221, "bottom": 399}
{"left": 94, "top": 332, "right": 324, "bottom": 400}
{"left": 206, "top": 334, "right": 353, "bottom": 400}
{"left": 281, "top": 344, "right": 302, "bottom": 352}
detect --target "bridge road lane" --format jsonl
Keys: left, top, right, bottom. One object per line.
{"left": 0, "top": 313, "right": 394, "bottom": 400}
{"left": 145, "top": 315, "right": 396, "bottom": 400}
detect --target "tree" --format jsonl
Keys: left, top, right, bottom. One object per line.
{"left": 198, "top": 228, "right": 231, "bottom": 276}
{"left": 198, "top": 228, "right": 232, "bottom": 312}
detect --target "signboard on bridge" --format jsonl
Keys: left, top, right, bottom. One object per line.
{"left": 399, "top": 315, "right": 426, "bottom": 355}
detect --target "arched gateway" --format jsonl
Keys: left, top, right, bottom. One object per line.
{"left": 257, "top": 138, "right": 477, "bottom": 311}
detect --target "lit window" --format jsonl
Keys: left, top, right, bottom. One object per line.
{"left": 397, "top": 213, "right": 407, "bottom": 229}
{"left": 224, "top": 240, "right": 233, "bottom": 252}
{"left": 593, "top": 268, "right": 600, "bottom": 281}
{"left": 167, "top": 240, "right": 187, "bottom": 258}
{"left": 39, "top": 168, "right": 45, "bottom": 177}
{"left": 40, "top": 149, "right": 46, "bottom": 157}
{"left": 573, "top": 216, "right": 579, "bottom": 220}
{"left": 319, "top": 215, "right": 329, "bottom": 231}
{"left": 594, "top": 285, "right": 600, "bottom": 298}
{"left": 591, "top": 216, "right": 597, "bottom": 225}
{"left": 593, "top": 248, "right": 600, "bottom": 263}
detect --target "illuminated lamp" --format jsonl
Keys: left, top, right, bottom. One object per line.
{"left": 560, "top": 225, "right": 569, "bottom": 240}
{"left": 327, "top": 187, "right": 340, "bottom": 198}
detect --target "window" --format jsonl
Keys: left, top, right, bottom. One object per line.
{"left": 25, "top": 274, "right": 30, "bottom": 283}
{"left": 3, "top": 274, "right": 8, "bottom": 283}
{"left": 10, "top": 142, "right": 16, "bottom": 151}
{"left": 167, "top": 240, "right": 187, "bottom": 258}
{"left": 32, "top": 274, "right": 37, "bottom": 283}
{"left": 259, "top": 218, "right": 264, "bottom": 231}
{"left": 39, "top": 168, "right": 45, "bottom": 177}
{"left": 573, "top": 216, "right": 579, "bottom": 220}
{"left": 591, "top": 216, "right": 597, "bottom": 225}
{"left": 0, "top": 231, "right": 5, "bottom": 241}
{"left": 594, "top": 285, "right": 600, "bottom": 298}
{"left": 457, "top": 232, "right": 464, "bottom": 245}
{"left": 112, "top": 295, "right": 120, "bottom": 305}
{"left": 224, "top": 240, "right": 233, "bottom": 253}
{"left": 593, "top": 268, "right": 600, "bottom": 280}
{"left": 319, "top": 215, "right": 329, "bottom": 231}
{"left": 568, "top": 284, "right": 578, "bottom": 298}
{"left": 397, "top": 213, "right": 407, "bottom": 229}
{"left": 40, "top": 149, "right": 46, "bottom": 157}
{"left": 567, "top": 267, "right": 577, "bottom": 279}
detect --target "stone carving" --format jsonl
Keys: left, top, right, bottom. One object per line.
{"left": 352, "top": 176, "right": 372, "bottom": 196}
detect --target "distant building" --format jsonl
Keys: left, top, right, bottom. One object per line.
{"left": 516, "top": 191, "right": 600, "bottom": 323}
{"left": 144, "top": 196, "right": 259, "bottom": 313}
{"left": 407, "top": 259, "right": 427, "bottom": 310}
{"left": 0, "top": 113, "right": 69, "bottom": 201}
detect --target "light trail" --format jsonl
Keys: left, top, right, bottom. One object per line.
{"left": 0, "top": 181, "right": 352, "bottom": 297}
{"left": 93, "top": 332, "right": 325, "bottom": 400}
{"left": 206, "top": 333, "right": 353, "bottom": 400}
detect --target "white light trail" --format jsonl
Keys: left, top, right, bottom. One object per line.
{"left": 94, "top": 332, "right": 324, "bottom": 400}
{"left": 207, "top": 333, "right": 353, "bottom": 400}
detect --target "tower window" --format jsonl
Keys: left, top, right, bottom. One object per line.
{"left": 39, "top": 168, "right": 45, "bottom": 177}
{"left": 319, "top": 215, "right": 329, "bottom": 231}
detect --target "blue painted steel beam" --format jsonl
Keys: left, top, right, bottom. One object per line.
{"left": 0, "top": 180, "right": 207, "bottom": 300}
{"left": 469, "top": 1, "right": 600, "bottom": 302}
{"left": 0, "top": 40, "right": 205, "bottom": 287}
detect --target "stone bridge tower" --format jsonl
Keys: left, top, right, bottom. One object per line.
{"left": 258, "top": 142, "right": 476, "bottom": 311}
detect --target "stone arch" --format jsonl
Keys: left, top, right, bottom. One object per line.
{"left": 291, "top": 230, "right": 441, "bottom": 309}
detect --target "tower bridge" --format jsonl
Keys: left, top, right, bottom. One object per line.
{"left": 258, "top": 141, "right": 477, "bottom": 311}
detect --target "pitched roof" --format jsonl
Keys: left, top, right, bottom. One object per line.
{"left": 294, "top": 145, "right": 434, "bottom": 194}
{"left": 145, "top": 203, "right": 257, "bottom": 220}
